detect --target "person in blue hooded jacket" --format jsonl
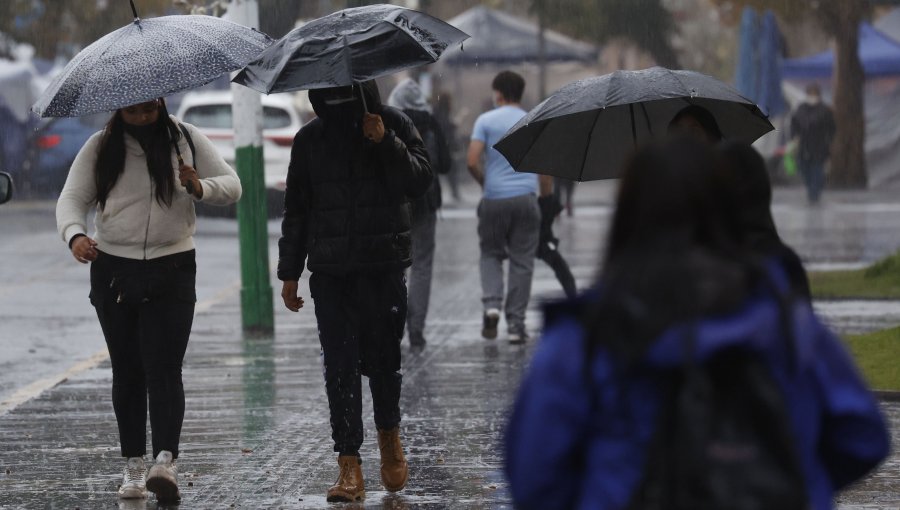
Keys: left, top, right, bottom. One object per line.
{"left": 504, "top": 138, "right": 888, "bottom": 510}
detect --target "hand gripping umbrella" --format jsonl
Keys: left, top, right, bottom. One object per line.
{"left": 494, "top": 67, "right": 774, "bottom": 181}
{"left": 232, "top": 3, "right": 469, "bottom": 104}
{"left": 32, "top": 2, "right": 273, "bottom": 118}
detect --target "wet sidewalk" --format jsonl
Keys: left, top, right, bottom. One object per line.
{"left": 1, "top": 181, "right": 899, "bottom": 508}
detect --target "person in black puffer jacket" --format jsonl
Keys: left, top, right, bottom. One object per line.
{"left": 277, "top": 80, "right": 432, "bottom": 503}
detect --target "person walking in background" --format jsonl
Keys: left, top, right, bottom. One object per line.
{"left": 791, "top": 83, "right": 835, "bottom": 205}
{"left": 537, "top": 193, "right": 577, "bottom": 299}
{"left": 278, "top": 81, "right": 432, "bottom": 502}
{"left": 504, "top": 138, "right": 888, "bottom": 510}
{"left": 719, "top": 141, "right": 811, "bottom": 299}
{"left": 434, "top": 91, "right": 462, "bottom": 203}
{"left": 56, "top": 98, "right": 242, "bottom": 503}
{"left": 467, "top": 70, "right": 552, "bottom": 344}
{"left": 388, "top": 77, "right": 452, "bottom": 350}
{"left": 553, "top": 177, "right": 576, "bottom": 217}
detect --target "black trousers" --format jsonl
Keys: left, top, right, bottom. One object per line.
{"left": 90, "top": 250, "right": 196, "bottom": 459}
{"left": 309, "top": 271, "right": 406, "bottom": 456}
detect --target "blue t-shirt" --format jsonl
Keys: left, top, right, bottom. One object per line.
{"left": 471, "top": 105, "right": 538, "bottom": 199}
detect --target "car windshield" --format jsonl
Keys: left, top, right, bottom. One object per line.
{"left": 183, "top": 104, "right": 293, "bottom": 130}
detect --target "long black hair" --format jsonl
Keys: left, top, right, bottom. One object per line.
{"left": 586, "top": 137, "right": 751, "bottom": 362}
{"left": 94, "top": 99, "right": 181, "bottom": 209}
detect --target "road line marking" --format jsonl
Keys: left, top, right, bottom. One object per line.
{"left": 0, "top": 282, "right": 242, "bottom": 416}
{"left": 0, "top": 349, "right": 109, "bottom": 415}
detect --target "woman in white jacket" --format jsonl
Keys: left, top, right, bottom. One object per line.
{"left": 56, "top": 98, "right": 241, "bottom": 503}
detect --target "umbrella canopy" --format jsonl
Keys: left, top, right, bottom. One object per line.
{"left": 440, "top": 5, "right": 597, "bottom": 65}
{"left": 494, "top": 67, "right": 773, "bottom": 181}
{"left": 32, "top": 14, "right": 273, "bottom": 118}
{"left": 232, "top": 4, "right": 469, "bottom": 94}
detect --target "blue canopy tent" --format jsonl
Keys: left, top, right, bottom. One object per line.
{"left": 783, "top": 23, "right": 900, "bottom": 79}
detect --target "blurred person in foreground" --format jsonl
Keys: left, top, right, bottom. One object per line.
{"left": 504, "top": 138, "right": 888, "bottom": 510}
{"left": 791, "top": 83, "right": 835, "bottom": 205}
{"left": 720, "top": 141, "right": 811, "bottom": 299}
{"left": 277, "top": 81, "right": 432, "bottom": 502}
{"left": 56, "top": 98, "right": 242, "bottom": 503}
{"left": 467, "top": 70, "right": 553, "bottom": 344}
{"left": 387, "top": 77, "right": 452, "bottom": 350}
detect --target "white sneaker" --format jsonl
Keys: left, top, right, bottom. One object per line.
{"left": 146, "top": 450, "right": 180, "bottom": 503}
{"left": 117, "top": 457, "right": 147, "bottom": 499}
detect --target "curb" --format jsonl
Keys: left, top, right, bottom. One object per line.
{"left": 874, "top": 390, "right": 900, "bottom": 402}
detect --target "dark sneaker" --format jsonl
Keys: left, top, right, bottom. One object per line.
{"left": 481, "top": 308, "right": 500, "bottom": 340}
{"left": 508, "top": 328, "right": 530, "bottom": 345}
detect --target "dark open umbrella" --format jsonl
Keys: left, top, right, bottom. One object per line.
{"left": 32, "top": 2, "right": 272, "bottom": 118}
{"left": 232, "top": 4, "right": 469, "bottom": 94}
{"left": 494, "top": 67, "right": 774, "bottom": 181}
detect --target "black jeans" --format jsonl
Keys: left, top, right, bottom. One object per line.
{"left": 90, "top": 250, "right": 196, "bottom": 459}
{"left": 309, "top": 271, "right": 406, "bottom": 456}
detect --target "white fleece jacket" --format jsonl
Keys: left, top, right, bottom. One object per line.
{"left": 56, "top": 116, "right": 242, "bottom": 260}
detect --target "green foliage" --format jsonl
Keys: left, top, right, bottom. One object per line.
{"left": 810, "top": 250, "right": 900, "bottom": 299}
{"left": 844, "top": 327, "right": 900, "bottom": 391}
{"left": 534, "top": 0, "right": 679, "bottom": 67}
{"left": 0, "top": 0, "right": 182, "bottom": 59}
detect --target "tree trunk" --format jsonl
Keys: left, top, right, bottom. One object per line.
{"left": 827, "top": 1, "right": 868, "bottom": 188}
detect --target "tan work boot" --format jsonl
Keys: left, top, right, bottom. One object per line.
{"left": 377, "top": 427, "right": 408, "bottom": 492}
{"left": 326, "top": 455, "right": 365, "bottom": 502}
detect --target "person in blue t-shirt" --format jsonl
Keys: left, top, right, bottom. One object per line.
{"left": 467, "top": 70, "right": 552, "bottom": 344}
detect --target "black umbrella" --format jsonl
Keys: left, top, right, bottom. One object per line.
{"left": 494, "top": 67, "right": 774, "bottom": 181}
{"left": 32, "top": 3, "right": 273, "bottom": 118}
{"left": 232, "top": 4, "right": 469, "bottom": 95}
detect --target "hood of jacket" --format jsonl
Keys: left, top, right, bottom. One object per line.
{"left": 308, "top": 80, "right": 382, "bottom": 128}
{"left": 387, "top": 78, "right": 431, "bottom": 113}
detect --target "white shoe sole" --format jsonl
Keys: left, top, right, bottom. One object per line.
{"left": 117, "top": 486, "right": 147, "bottom": 499}
{"left": 146, "top": 466, "right": 180, "bottom": 503}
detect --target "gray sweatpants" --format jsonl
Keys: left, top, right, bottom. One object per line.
{"left": 477, "top": 194, "right": 540, "bottom": 333}
{"left": 407, "top": 211, "right": 437, "bottom": 338}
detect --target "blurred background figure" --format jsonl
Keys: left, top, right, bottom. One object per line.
{"left": 552, "top": 177, "right": 576, "bottom": 217}
{"left": 790, "top": 83, "right": 835, "bottom": 205}
{"left": 388, "top": 77, "right": 452, "bottom": 349}
{"left": 504, "top": 138, "right": 888, "bottom": 510}
{"left": 536, "top": 192, "right": 576, "bottom": 299}
{"left": 433, "top": 92, "right": 462, "bottom": 204}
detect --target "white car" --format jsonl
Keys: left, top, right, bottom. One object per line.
{"left": 176, "top": 90, "right": 310, "bottom": 215}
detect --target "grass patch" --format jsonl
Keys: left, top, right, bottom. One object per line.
{"left": 844, "top": 327, "right": 900, "bottom": 391}
{"left": 810, "top": 251, "right": 900, "bottom": 299}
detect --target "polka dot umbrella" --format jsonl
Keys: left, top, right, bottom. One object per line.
{"left": 32, "top": 2, "right": 273, "bottom": 118}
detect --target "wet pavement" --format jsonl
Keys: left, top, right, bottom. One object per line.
{"left": 0, "top": 181, "right": 899, "bottom": 508}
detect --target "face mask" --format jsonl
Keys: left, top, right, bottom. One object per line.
{"left": 123, "top": 122, "right": 158, "bottom": 144}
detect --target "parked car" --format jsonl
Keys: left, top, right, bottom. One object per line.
{"left": 21, "top": 113, "right": 108, "bottom": 198}
{"left": 176, "top": 90, "right": 308, "bottom": 217}
{"left": 0, "top": 171, "right": 12, "bottom": 204}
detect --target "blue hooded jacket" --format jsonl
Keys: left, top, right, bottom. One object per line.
{"left": 504, "top": 265, "right": 889, "bottom": 510}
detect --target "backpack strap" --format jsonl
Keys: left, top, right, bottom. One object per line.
{"left": 178, "top": 123, "right": 197, "bottom": 171}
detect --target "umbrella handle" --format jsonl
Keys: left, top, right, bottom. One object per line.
{"left": 357, "top": 82, "right": 368, "bottom": 114}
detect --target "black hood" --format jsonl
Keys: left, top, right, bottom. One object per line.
{"left": 309, "top": 80, "right": 383, "bottom": 129}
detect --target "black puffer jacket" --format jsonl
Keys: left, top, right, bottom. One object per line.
{"left": 277, "top": 81, "right": 432, "bottom": 280}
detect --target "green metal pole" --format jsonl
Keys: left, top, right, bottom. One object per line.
{"left": 227, "top": 0, "right": 273, "bottom": 333}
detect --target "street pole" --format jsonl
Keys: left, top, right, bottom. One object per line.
{"left": 225, "top": 0, "right": 274, "bottom": 334}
